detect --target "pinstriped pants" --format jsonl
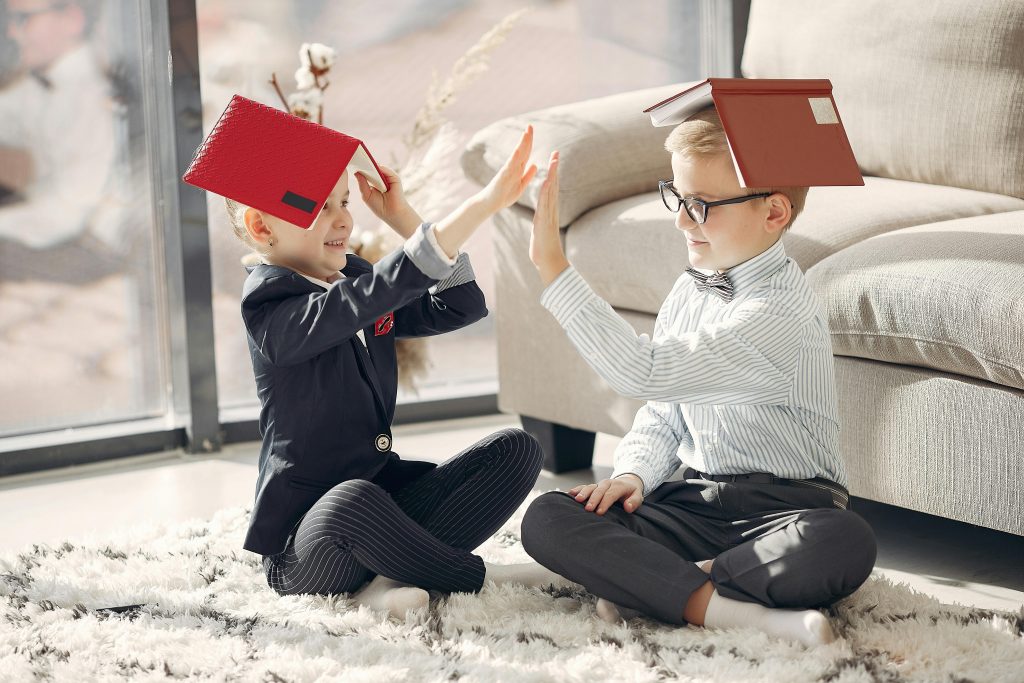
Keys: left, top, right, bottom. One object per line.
{"left": 262, "top": 427, "right": 543, "bottom": 596}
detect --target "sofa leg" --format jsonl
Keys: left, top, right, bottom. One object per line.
{"left": 520, "top": 415, "right": 595, "bottom": 474}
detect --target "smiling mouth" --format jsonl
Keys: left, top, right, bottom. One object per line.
{"left": 324, "top": 239, "right": 346, "bottom": 248}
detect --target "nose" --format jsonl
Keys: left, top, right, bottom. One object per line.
{"left": 675, "top": 211, "right": 694, "bottom": 231}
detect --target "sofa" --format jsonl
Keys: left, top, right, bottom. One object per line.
{"left": 459, "top": 0, "right": 1024, "bottom": 537}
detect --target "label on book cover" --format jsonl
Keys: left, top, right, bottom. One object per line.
{"left": 808, "top": 97, "right": 839, "bottom": 125}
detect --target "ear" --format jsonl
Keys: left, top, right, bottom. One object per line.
{"left": 243, "top": 208, "right": 273, "bottom": 244}
{"left": 763, "top": 192, "right": 791, "bottom": 236}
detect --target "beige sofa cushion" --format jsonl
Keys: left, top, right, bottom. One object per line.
{"left": 461, "top": 82, "right": 692, "bottom": 226}
{"left": 566, "top": 177, "right": 1024, "bottom": 315}
{"left": 807, "top": 211, "right": 1024, "bottom": 391}
{"left": 741, "top": 0, "right": 1024, "bottom": 199}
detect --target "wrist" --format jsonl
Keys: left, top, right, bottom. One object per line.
{"left": 615, "top": 472, "right": 645, "bottom": 490}
{"left": 390, "top": 205, "right": 423, "bottom": 239}
{"left": 538, "top": 256, "right": 570, "bottom": 287}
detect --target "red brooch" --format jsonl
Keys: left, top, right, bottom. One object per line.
{"left": 374, "top": 312, "right": 394, "bottom": 336}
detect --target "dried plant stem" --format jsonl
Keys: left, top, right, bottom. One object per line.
{"left": 269, "top": 73, "right": 289, "bottom": 110}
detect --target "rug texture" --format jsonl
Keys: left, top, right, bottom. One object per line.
{"left": 1, "top": 490, "right": 1021, "bottom": 682}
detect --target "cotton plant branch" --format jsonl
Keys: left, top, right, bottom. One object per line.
{"left": 268, "top": 42, "right": 336, "bottom": 123}
{"left": 399, "top": 7, "right": 530, "bottom": 165}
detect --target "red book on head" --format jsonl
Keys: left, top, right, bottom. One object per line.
{"left": 643, "top": 78, "right": 864, "bottom": 188}
{"left": 182, "top": 94, "right": 390, "bottom": 229}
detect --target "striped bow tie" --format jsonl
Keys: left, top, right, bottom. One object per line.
{"left": 685, "top": 267, "right": 734, "bottom": 303}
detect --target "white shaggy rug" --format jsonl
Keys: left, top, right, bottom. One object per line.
{"left": 1, "top": 490, "right": 1021, "bottom": 682}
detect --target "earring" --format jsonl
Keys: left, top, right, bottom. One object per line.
{"left": 268, "top": 238, "right": 275, "bottom": 247}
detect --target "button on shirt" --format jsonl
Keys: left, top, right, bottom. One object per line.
{"left": 538, "top": 238, "right": 845, "bottom": 495}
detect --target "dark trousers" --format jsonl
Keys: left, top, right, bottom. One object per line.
{"left": 521, "top": 468, "right": 877, "bottom": 625}
{"left": 263, "top": 427, "right": 543, "bottom": 596}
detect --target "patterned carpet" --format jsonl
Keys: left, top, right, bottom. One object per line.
{"left": 1, "top": 490, "right": 1021, "bottom": 682}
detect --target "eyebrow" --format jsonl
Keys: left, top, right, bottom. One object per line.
{"left": 669, "top": 182, "right": 718, "bottom": 198}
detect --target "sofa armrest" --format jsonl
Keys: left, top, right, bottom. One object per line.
{"left": 460, "top": 81, "right": 697, "bottom": 226}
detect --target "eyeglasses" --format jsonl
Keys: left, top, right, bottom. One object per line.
{"left": 659, "top": 180, "right": 771, "bottom": 225}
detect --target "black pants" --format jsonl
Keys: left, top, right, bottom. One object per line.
{"left": 521, "top": 468, "right": 877, "bottom": 625}
{"left": 263, "top": 427, "right": 543, "bottom": 596}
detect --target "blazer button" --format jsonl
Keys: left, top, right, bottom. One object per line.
{"left": 375, "top": 434, "right": 391, "bottom": 452}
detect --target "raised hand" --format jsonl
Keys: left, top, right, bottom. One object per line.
{"left": 479, "top": 125, "right": 538, "bottom": 212}
{"left": 530, "top": 149, "right": 569, "bottom": 285}
{"left": 356, "top": 164, "right": 423, "bottom": 238}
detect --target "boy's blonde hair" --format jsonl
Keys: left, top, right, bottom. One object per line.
{"left": 664, "top": 106, "right": 808, "bottom": 231}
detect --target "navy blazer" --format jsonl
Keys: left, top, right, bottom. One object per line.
{"left": 239, "top": 233, "right": 487, "bottom": 556}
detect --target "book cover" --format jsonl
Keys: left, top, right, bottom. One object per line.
{"left": 182, "top": 94, "right": 390, "bottom": 229}
{"left": 644, "top": 78, "right": 864, "bottom": 188}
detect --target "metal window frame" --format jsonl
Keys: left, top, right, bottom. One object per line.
{"left": 0, "top": 0, "right": 742, "bottom": 479}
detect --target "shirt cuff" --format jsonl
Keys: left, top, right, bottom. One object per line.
{"left": 424, "top": 221, "right": 458, "bottom": 265}
{"left": 538, "top": 264, "right": 593, "bottom": 325}
{"left": 404, "top": 222, "right": 457, "bottom": 280}
{"left": 428, "top": 251, "right": 476, "bottom": 294}
{"left": 610, "top": 462, "right": 660, "bottom": 498}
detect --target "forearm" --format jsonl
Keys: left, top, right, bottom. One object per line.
{"left": 432, "top": 192, "right": 494, "bottom": 259}
{"left": 388, "top": 206, "right": 425, "bottom": 240}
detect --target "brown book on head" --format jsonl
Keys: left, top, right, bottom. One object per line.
{"left": 643, "top": 78, "right": 864, "bottom": 188}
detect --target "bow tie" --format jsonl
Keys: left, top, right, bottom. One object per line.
{"left": 685, "top": 267, "right": 734, "bottom": 303}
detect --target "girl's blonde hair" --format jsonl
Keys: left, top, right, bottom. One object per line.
{"left": 664, "top": 106, "right": 809, "bottom": 231}
{"left": 225, "top": 198, "right": 268, "bottom": 266}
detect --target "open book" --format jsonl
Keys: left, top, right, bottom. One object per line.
{"left": 643, "top": 78, "right": 864, "bottom": 188}
{"left": 183, "top": 94, "right": 390, "bottom": 229}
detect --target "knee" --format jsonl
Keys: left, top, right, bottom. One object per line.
{"left": 521, "top": 491, "right": 576, "bottom": 559}
{"left": 841, "top": 511, "right": 877, "bottom": 583}
{"left": 323, "top": 478, "right": 386, "bottom": 512}
{"left": 493, "top": 427, "right": 544, "bottom": 477}
{"left": 816, "top": 509, "right": 877, "bottom": 587}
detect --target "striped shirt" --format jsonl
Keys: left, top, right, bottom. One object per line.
{"left": 539, "top": 237, "right": 845, "bottom": 495}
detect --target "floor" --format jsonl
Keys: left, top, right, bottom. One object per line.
{"left": 1, "top": 413, "right": 1022, "bottom": 614}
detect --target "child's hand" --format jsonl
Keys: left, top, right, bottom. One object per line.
{"left": 568, "top": 475, "right": 645, "bottom": 515}
{"left": 356, "top": 164, "right": 422, "bottom": 238}
{"left": 430, "top": 126, "right": 536, "bottom": 258}
{"left": 478, "top": 124, "right": 538, "bottom": 213}
{"left": 530, "top": 150, "right": 569, "bottom": 285}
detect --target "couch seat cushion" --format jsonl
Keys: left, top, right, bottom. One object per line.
{"left": 807, "top": 210, "right": 1024, "bottom": 391}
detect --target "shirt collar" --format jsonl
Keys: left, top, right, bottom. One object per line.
{"left": 692, "top": 238, "right": 788, "bottom": 297}
{"left": 257, "top": 256, "right": 343, "bottom": 289}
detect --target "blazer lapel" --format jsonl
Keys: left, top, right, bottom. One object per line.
{"left": 342, "top": 259, "right": 389, "bottom": 421}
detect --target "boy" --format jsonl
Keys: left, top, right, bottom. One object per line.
{"left": 520, "top": 107, "right": 877, "bottom": 646}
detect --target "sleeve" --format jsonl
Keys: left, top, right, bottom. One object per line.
{"left": 538, "top": 265, "right": 802, "bottom": 405}
{"left": 242, "top": 224, "right": 445, "bottom": 367}
{"left": 610, "top": 400, "right": 687, "bottom": 497}
{"left": 423, "top": 221, "right": 459, "bottom": 266}
{"left": 394, "top": 251, "right": 488, "bottom": 338}
{"left": 607, "top": 298, "right": 688, "bottom": 497}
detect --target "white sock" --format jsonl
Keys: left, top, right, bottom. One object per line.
{"left": 483, "top": 561, "right": 563, "bottom": 589}
{"left": 702, "top": 589, "right": 836, "bottom": 647}
{"left": 595, "top": 598, "right": 644, "bottom": 623}
{"left": 596, "top": 560, "right": 709, "bottom": 623}
{"left": 350, "top": 575, "right": 429, "bottom": 620}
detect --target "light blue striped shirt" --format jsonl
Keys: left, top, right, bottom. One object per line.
{"left": 539, "top": 237, "right": 845, "bottom": 495}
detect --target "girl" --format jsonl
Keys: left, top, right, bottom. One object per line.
{"left": 234, "top": 125, "right": 561, "bottom": 618}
